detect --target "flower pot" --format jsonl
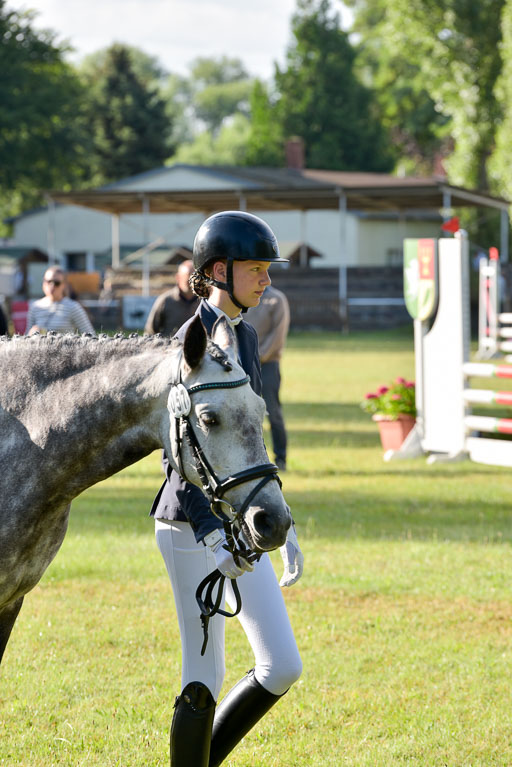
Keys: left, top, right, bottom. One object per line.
{"left": 372, "top": 414, "right": 416, "bottom": 451}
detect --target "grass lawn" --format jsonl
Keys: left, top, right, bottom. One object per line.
{"left": 3, "top": 327, "right": 512, "bottom": 766}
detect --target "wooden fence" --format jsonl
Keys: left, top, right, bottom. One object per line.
{"left": 106, "top": 266, "right": 410, "bottom": 332}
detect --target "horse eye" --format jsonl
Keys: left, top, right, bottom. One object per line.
{"left": 200, "top": 411, "right": 219, "bottom": 426}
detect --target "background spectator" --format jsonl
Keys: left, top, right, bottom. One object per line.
{"left": 144, "top": 260, "right": 198, "bottom": 336}
{"left": 26, "top": 267, "right": 95, "bottom": 335}
{"left": 246, "top": 284, "right": 290, "bottom": 470}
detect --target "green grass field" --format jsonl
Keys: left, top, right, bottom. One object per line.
{"left": 3, "top": 328, "right": 512, "bottom": 766}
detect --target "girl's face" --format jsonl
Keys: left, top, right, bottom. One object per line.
{"left": 231, "top": 260, "right": 271, "bottom": 308}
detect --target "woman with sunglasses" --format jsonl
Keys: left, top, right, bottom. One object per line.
{"left": 26, "top": 267, "right": 95, "bottom": 336}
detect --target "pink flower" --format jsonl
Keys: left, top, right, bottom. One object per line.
{"left": 377, "top": 386, "right": 389, "bottom": 395}
{"left": 405, "top": 381, "right": 415, "bottom": 388}
{"left": 365, "top": 393, "right": 378, "bottom": 399}
{"left": 391, "top": 394, "right": 401, "bottom": 400}
{"left": 395, "top": 377, "right": 406, "bottom": 384}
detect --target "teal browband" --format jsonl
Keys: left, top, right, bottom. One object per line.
{"left": 188, "top": 375, "right": 250, "bottom": 394}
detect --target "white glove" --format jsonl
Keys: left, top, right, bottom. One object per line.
{"left": 206, "top": 529, "right": 254, "bottom": 579}
{"left": 279, "top": 525, "right": 304, "bottom": 587}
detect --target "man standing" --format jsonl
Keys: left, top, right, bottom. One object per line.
{"left": 144, "top": 259, "right": 198, "bottom": 336}
{"left": 246, "top": 284, "right": 290, "bottom": 470}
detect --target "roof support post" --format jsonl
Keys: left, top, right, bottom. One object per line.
{"left": 142, "top": 195, "right": 150, "bottom": 297}
{"left": 337, "top": 191, "right": 349, "bottom": 333}
{"left": 500, "top": 208, "right": 509, "bottom": 263}
{"left": 111, "top": 214, "right": 120, "bottom": 269}
{"left": 398, "top": 211, "right": 406, "bottom": 262}
{"left": 238, "top": 194, "right": 247, "bottom": 212}
{"left": 300, "top": 211, "right": 308, "bottom": 266}
{"left": 442, "top": 189, "right": 452, "bottom": 226}
{"left": 46, "top": 195, "right": 57, "bottom": 264}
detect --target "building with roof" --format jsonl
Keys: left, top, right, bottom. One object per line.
{"left": 6, "top": 162, "right": 509, "bottom": 330}
{"left": 11, "top": 162, "right": 508, "bottom": 280}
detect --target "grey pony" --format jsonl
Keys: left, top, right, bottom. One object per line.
{"left": 0, "top": 316, "right": 291, "bottom": 665}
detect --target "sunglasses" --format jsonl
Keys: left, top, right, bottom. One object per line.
{"left": 44, "top": 279, "right": 62, "bottom": 286}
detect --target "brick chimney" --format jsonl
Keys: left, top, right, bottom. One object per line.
{"left": 285, "top": 137, "right": 305, "bottom": 170}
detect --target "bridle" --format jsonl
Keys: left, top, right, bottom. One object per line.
{"left": 167, "top": 349, "right": 282, "bottom": 654}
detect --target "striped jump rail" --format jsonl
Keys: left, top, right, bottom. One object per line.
{"left": 465, "top": 415, "right": 512, "bottom": 434}
{"left": 463, "top": 362, "right": 512, "bottom": 379}
{"left": 463, "top": 389, "right": 512, "bottom": 406}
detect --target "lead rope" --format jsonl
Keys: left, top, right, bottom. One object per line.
{"left": 195, "top": 522, "right": 260, "bottom": 656}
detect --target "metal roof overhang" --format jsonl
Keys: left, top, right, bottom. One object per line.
{"left": 49, "top": 181, "right": 511, "bottom": 216}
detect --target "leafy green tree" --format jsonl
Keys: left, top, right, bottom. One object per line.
{"left": 343, "top": 0, "right": 449, "bottom": 174}
{"left": 344, "top": 0, "right": 505, "bottom": 188}
{"left": 186, "top": 56, "right": 253, "bottom": 134}
{"left": 0, "top": 1, "right": 90, "bottom": 230}
{"left": 161, "top": 72, "right": 196, "bottom": 147}
{"left": 163, "top": 55, "right": 255, "bottom": 161}
{"left": 489, "top": 0, "right": 512, "bottom": 201}
{"left": 80, "top": 45, "right": 167, "bottom": 86}
{"left": 274, "top": 0, "right": 393, "bottom": 171}
{"left": 84, "top": 44, "right": 173, "bottom": 183}
{"left": 172, "top": 114, "right": 251, "bottom": 165}
{"left": 244, "top": 80, "right": 285, "bottom": 166}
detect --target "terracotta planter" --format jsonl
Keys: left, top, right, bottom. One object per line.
{"left": 372, "top": 414, "right": 416, "bottom": 451}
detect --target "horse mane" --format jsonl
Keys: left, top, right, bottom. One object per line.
{"left": 0, "top": 333, "right": 181, "bottom": 402}
{"left": 205, "top": 339, "right": 233, "bottom": 371}
{"left": 0, "top": 331, "right": 233, "bottom": 398}
{"left": 0, "top": 332, "right": 177, "bottom": 359}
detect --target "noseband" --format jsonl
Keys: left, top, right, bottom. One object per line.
{"left": 168, "top": 350, "right": 282, "bottom": 654}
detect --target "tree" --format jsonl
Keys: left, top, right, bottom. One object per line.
{"left": 0, "top": 1, "right": 90, "bottom": 229}
{"left": 163, "top": 55, "right": 255, "bottom": 163}
{"left": 172, "top": 114, "right": 251, "bottom": 165}
{"left": 80, "top": 44, "right": 167, "bottom": 86}
{"left": 244, "top": 81, "right": 285, "bottom": 166}
{"left": 343, "top": 0, "right": 450, "bottom": 175}
{"left": 344, "top": 0, "right": 505, "bottom": 188}
{"left": 83, "top": 44, "right": 173, "bottom": 183}
{"left": 185, "top": 56, "right": 254, "bottom": 135}
{"left": 273, "top": 0, "right": 393, "bottom": 171}
{"left": 489, "top": 0, "right": 512, "bottom": 201}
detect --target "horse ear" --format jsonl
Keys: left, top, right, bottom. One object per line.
{"left": 183, "top": 315, "right": 207, "bottom": 369}
{"left": 212, "top": 316, "right": 237, "bottom": 354}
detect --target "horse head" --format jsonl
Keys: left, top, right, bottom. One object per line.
{"left": 165, "top": 315, "right": 291, "bottom": 553}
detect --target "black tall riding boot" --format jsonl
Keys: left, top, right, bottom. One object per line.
{"left": 170, "top": 680, "right": 216, "bottom": 767}
{"left": 208, "top": 669, "right": 286, "bottom": 767}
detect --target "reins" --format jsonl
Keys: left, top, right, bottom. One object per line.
{"left": 168, "top": 352, "right": 281, "bottom": 654}
{"left": 195, "top": 522, "right": 260, "bottom": 656}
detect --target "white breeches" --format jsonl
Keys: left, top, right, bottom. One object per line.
{"left": 155, "top": 520, "right": 302, "bottom": 700}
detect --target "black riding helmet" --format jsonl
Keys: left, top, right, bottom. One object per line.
{"left": 192, "top": 210, "right": 288, "bottom": 310}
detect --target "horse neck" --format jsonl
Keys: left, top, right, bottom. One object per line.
{"left": 17, "top": 342, "right": 173, "bottom": 508}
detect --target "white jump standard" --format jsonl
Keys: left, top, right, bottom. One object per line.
{"left": 477, "top": 248, "right": 512, "bottom": 361}
{"left": 389, "top": 232, "right": 512, "bottom": 467}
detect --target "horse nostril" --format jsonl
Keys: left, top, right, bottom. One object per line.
{"left": 251, "top": 508, "right": 274, "bottom": 539}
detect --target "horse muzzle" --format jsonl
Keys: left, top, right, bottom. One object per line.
{"left": 241, "top": 502, "right": 291, "bottom": 552}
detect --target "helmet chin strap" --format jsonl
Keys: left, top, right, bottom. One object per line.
{"left": 226, "top": 258, "right": 248, "bottom": 312}
{"left": 201, "top": 260, "right": 249, "bottom": 312}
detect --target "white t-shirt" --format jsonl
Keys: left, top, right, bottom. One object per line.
{"left": 26, "top": 296, "right": 95, "bottom": 335}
